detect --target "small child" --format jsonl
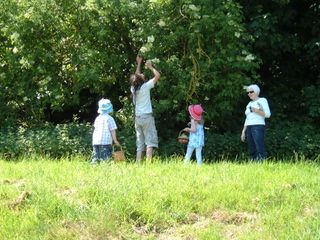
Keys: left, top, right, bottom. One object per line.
{"left": 183, "top": 104, "right": 205, "bottom": 165}
{"left": 91, "top": 98, "right": 120, "bottom": 164}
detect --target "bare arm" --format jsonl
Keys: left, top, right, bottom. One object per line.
{"left": 111, "top": 130, "right": 120, "bottom": 146}
{"left": 135, "top": 55, "right": 143, "bottom": 74}
{"left": 145, "top": 60, "right": 160, "bottom": 84}
{"left": 241, "top": 125, "right": 247, "bottom": 142}
{"left": 184, "top": 119, "right": 197, "bottom": 133}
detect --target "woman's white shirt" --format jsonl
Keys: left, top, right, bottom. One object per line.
{"left": 244, "top": 97, "right": 271, "bottom": 126}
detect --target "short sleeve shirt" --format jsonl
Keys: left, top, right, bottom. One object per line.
{"left": 131, "top": 78, "right": 155, "bottom": 116}
{"left": 92, "top": 114, "right": 117, "bottom": 145}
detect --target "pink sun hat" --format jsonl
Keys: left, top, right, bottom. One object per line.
{"left": 188, "top": 104, "right": 204, "bottom": 121}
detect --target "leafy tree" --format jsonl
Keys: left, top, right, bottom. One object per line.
{"left": 1, "top": 0, "right": 259, "bottom": 133}
{"left": 237, "top": 0, "right": 320, "bottom": 126}
{"left": 1, "top": 0, "right": 320, "bottom": 158}
{"left": 125, "top": 0, "right": 260, "bottom": 134}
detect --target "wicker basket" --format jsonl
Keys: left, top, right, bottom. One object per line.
{"left": 112, "top": 145, "right": 126, "bottom": 162}
{"left": 177, "top": 130, "right": 189, "bottom": 144}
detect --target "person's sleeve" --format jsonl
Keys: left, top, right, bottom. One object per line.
{"left": 108, "top": 117, "right": 117, "bottom": 131}
{"left": 261, "top": 98, "right": 271, "bottom": 118}
{"left": 131, "top": 87, "right": 136, "bottom": 105}
{"left": 245, "top": 103, "right": 251, "bottom": 115}
{"left": 145, "top": 78, "right": 155, "bottom": 89}
{"left": 243, "top": 103, "right": 250, "bottom": 126}
{"left": 93, "top": 117, "right": 99, "bottom": 128}
{"left": 244, "top": 118, "right": 248, "bottom": 126}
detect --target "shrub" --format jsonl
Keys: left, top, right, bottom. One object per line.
{"left": 1, "top": 122, "right": 319, "bottom": 161}
{"left": 158, "top": 122, "right": 320, "bottom": 162}
{"left": 0, "top": 122, "right": 92, "bottom": 159}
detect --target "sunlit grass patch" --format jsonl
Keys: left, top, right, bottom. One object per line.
{"left": 0, "top": 157, "right": 319, "bottom": 239}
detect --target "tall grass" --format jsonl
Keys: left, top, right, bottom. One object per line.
{"left": 0, "top": 157, "right": 319, "bottom": 239}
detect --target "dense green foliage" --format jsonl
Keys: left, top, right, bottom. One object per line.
{"left": 1, "top": 0, "right": 319, "bottom": 158}
{"left": 1, "top": 122, "right": 320, "bottom": 160}
{"left": 1, "top": 159, "right": 319, "bottom": 239}
{"left": 0, "top": 122, "right": 92, "bottom": 158}
{"left": 0, "top": 0, "right": 258, "bottom": 126}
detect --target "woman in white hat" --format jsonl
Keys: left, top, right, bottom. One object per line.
{"left": 241, "top": 84, "right": 271, "bottom": 161}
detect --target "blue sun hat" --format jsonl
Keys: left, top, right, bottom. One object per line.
{"left": 97, "top": 98, "right": 113, "bottom": 114}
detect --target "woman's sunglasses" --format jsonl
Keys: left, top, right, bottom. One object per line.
{"left": 247, "top": 91, "right": 254, "bottom": 94}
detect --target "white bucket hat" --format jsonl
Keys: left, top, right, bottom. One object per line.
{"left": 98, "top": 98, "right": 113, "bottom": 114}
{"left": 246, "top": 84, "right": 260, "bottom": 95}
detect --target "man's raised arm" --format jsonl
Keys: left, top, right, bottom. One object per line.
{"left": 146, "top": 60, "right": 160, "bottom": 84}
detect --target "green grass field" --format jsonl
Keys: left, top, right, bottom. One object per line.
{"left": 0, "top": 157, "right": 319, "bottom": 240}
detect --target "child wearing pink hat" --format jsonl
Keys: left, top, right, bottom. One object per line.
{"left": 183, "top": 104, "right": 205, "bottom": 165}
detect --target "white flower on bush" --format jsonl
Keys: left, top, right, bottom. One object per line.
{"left": 158, "top": 20, "right": 166, "bottom": 27}
{"left": 168, "top": 55, "right": 178, "bottom": 62}
{"left": 19, "top": 57, "right": 32, "bottom": 69}
{"left": 140, "top": 38, "right": 154, "bottom": 54}
{"left": 189, "top": 4, "right": 200, "bottom": 11}
{"left": 147, "top": 35, "right": 155, "bottom": 43}
{"left": 128, "top": 2, "right": 137, "bottom": 7}
{"left": 10, "top": 32, "right": 20, "bottom": 43}
{"left": 139, "top": 46, "right": 148, "bottom": 54}
{"left": 245, "top": 54, "right": 255, "bottom": 62}
{"left": 150, "top": 58, "right": 160, "bottom": 64}
{"left": 234, "top": 32, "right": 241, "bottom": 38}
{"left": 13, "top": 47, "right": 19, "bottom": 54}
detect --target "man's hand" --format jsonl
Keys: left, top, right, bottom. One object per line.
{"left": 145, "top": 60, "right": 152, "bottom": 68}
{"left": 136, "top": 55, "right": 143, "bottom": 64}
{"left": 145, "top": 59, "right": 160, "bottom": 83}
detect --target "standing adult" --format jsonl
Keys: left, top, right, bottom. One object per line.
{"left": 241, "top": 84, "right": 271, "bottom": 161}
{"left": 130, "top": 55, "right": 160, "bottom": 161}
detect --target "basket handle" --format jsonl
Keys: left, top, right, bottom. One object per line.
{"left": 113, "top": 144, "right": 123, "bottom": 151}
{"left": 178, "top": 129, "right": 188, "bottom": 137}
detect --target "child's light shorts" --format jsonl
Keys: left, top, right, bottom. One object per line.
{"left": 135, "top": 114, "right": 158, "bottom": 151}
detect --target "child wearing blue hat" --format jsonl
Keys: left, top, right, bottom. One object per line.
{"left": 91, "top": 98, "right": 120, "bottom": 164}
